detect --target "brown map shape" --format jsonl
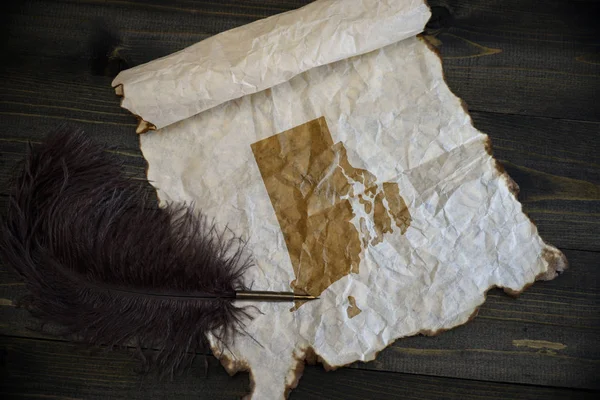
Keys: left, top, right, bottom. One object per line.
{"left": 251, "top": 117, "right": 411, "bottom": 301}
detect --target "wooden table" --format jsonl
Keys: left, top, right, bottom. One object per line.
{"left": 1, "top": 1, "right": 598, "bottom": 398}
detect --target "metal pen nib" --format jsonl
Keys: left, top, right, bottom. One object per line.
{"left": 235, "top": 290, "right": 319, "bottom": 302}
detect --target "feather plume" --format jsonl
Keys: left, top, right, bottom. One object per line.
{"left": 0, "top": 127, "right": 252, "bottom": 376}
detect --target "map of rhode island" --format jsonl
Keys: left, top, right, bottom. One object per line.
{"left": 252, "top": 117, "right": 411, "bottom": 301}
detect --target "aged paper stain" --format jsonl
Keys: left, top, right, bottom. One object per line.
{"left": 346, "top": 296, "right": 362, "bottom": 318}
{"left": 251, "top": 117, "right": 411, "bottom": 301}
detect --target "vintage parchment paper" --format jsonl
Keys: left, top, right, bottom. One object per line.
{"left": 112, "top": 1, "right": 567, "bottom": 398}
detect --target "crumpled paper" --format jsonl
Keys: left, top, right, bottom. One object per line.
{"left": 112, "top": 0, "right": 567, "bottom": 398}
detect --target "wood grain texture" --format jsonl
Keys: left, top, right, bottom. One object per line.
{"left": 2, "top": 0, "right": 598, "bottom": 120}
{"left": 1, "top": 1, "right": 598, "bottom": 251}
{"left": 426, "top": 0, "right": 600, "bottom": 121}
{"left": 0, "top": 336, "right": 596, "bottom": 400}
{"left": 1, "top": 250, "right": 598, "bottom": 389}
{"left": 0, "top": 0, "right": 598, "bottom": 398}
{"left": 474, "top": 112, "right": 600, "bottom": 251}
{"left": 0, "top": 336, "right": 251, "bottom": 400}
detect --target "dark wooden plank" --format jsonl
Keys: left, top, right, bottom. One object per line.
{"left": 426, "top": 0, "right": 600, "bottom": 122}
{"left": 0, "top": 0, "right": 598, "bottom": 396}
{"left": 0, "top": 139, "right": 147, "bottom": 183}
{"left": 1, "top": 2, "right": 598, "bottom": 250}
{"left": 0, "top": 336, "right": 595, "bottom": 400}
{"left": 473, "top": 112, "right": 600, "bottom": 251}
{"left": 295, "top": 367, "right": 598, "bottom": 400}
{"left": 0, "top": 75, "right": 140, "bottom": 151}
{"left": 0, "top": 336, "right": 251, "bottom": 400}
{"left": 1, "top": 250, "right": 598, "bottom": 389}
{"left": 2, "top": 0, "right": 598, "bottom": 121}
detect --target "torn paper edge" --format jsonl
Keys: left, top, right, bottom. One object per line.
{"left": 211, "top": 35, "right": 568, "bottom": 398}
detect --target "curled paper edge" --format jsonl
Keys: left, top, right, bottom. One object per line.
{"left": 111, "top": 0, "right": 432, "bottom": 132}
{"left": 114, "top": 84, "right": 156, "bottom": 134}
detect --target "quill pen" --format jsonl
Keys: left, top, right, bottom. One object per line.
{"left": 0, "top": 127, "right": 315, "bottom": 375}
